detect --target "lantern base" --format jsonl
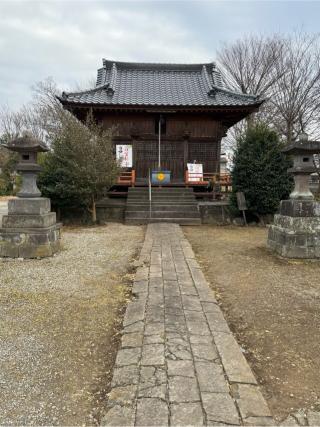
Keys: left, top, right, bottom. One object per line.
{"left": 0, "top": 197, "right": 61, "bottom": 258}
{"left": 0, "top": 224, "right": 61, "bottom": 258}
{"left": 268, "top": 199, "right": 320, "bottom": 259}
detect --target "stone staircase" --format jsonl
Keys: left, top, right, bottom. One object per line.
{"left": 125, "top": 187, "right": 201, "bottom": 225}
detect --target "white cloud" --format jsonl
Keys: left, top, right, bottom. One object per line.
{"left": 0, "top": 1, "right": 212, "bottom": 108}
{"left": 0, "top": 0, "right": 319, "bottom": 109}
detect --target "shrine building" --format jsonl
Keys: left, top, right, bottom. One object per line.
{"left": 59, "top": 59, "right": 263, "bottom": 224}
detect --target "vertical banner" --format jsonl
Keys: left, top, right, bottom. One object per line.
{"left": 116, "top": 145, "right": 133, "bottom": 167}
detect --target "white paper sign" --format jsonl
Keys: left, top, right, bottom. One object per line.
{"left": 187, "top": 163, "right": 203, "bottom": 182}
{"left": 116, "top": 145, "right": 132, "bottom": 167}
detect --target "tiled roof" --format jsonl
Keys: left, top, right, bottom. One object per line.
{"left": 59, "top": 60, "right": 262, "bottom": 108}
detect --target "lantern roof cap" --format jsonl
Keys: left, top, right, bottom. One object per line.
{"left": 4, "top": 134, "right": 49, "bottom": 153}
{"left": 282, "top": 134, "right": 320, "bottom": 155}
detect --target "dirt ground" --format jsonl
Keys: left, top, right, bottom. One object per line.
{"left": 0, "top": 224, "right": 144, "bottom": 426}
{"left": 184, "top": 225, "right": 320, "bottom": 422}
{"left": 0, "top": 196, "right": 15, "bottom": 201}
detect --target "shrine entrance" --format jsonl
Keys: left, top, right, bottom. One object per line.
{"left": 134, "top": 139, "right": 186, "bottom": 182}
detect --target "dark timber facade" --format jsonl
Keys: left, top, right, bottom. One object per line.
{"left": 59, "top": 59, "right": 263, "bottom": 186}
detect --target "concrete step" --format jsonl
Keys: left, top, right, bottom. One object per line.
{"left": 125, "top": 218, "right": 201, "bottom": 225}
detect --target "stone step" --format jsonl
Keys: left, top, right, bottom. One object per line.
{"left": 126, "top": 201, "right": 198, "bottom": 206}
{"left": 128, "top": 195, "right": 195, "bottom": 199}
{"left": 126, "top": 211, "right": 200, "bottom": 219}
{"left": 125, "top": 187, "right": 201, "bottom": 225}
{"left": 125, "top": 217, "right": 201, "bottom": 225}
{"left": 126, "top": 205, "right": 199, "bottom": 212}
{"left": 128, "top": 188, "right": 194, "bottom": 192}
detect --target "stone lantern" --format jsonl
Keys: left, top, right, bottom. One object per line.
{"left": 0, "top": 134, "right": 61, "bottom": 258}
{"left": 268, "top": 133, "right": 320, "bottom": 258}
{"left": 5, "top": 133, "right": 48, "bottom": 198}
{"left": 285, "top": 133, "right": 318, "bottom": 200}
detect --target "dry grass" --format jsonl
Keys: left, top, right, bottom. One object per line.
{"left": 184, "top": 225, "right": 320, "bottom": 422}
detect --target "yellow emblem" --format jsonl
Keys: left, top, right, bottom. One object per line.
{"left": 157, "top": 172, "right": 165, "bottom": 181}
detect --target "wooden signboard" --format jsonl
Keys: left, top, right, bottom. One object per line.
{"left": 236, "top": 192, "right": 247, "bottom": 210}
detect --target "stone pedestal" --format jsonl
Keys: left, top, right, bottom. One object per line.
{"left": 0, "top": 198, "right": 61, "bottom": 258}
{"left": 267, "top": 134, "right": 320, "bottom": 259}
{"left": 268, "top": 199, "right": 320, "bottom": 258}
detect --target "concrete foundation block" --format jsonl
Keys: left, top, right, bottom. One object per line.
{"left": 198, "top": 201, "right": 231, "bottom": 225}
{"left": 96, "top": 197, "right": 126, "bottom": 223}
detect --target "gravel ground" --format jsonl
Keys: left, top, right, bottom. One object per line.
{"left": 184, "top": 225, "right": 320, "bottom": 422}
{"left": 0, "top": 224, "right": 144, "bottom": 426}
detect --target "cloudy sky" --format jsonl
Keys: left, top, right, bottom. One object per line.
{"left": 0, "top": 0, "right": 319, "bottom": 109}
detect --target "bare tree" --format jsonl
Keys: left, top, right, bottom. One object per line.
{"left": 0, "top": 77, "right": 93, "bottom": 145}
{"left": 218, "top": 34, "right": 284, "bottom": 96}
{"left": 218, "top": 34, "right": 284, "bottom": 152}
{"left": 218, "top": 32, "right": 320, "bottom": 192}
{"left": 0, "top": 78, "right": 120, "bottom": 216}
{"left": 270, "top": 32, "right": 320, "bottom": 143}
{"left": 0, "top": 104, "right": 24, "bottom": 139}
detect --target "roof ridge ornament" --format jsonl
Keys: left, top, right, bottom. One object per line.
{"left": 107, "top": 62, "right": 117, "bottom": 95}
{"left": 201, "top": 65, "right": 215, "bottom": 97}
{"left": 211, "top": 64, "right": 223, "bottom": 88}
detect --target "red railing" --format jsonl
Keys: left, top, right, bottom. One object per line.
{"left": 185, "top": 171, "right": 232, "bottom": 191}
{"left": 117, "top": 170, "right": 136, "bottom": 186}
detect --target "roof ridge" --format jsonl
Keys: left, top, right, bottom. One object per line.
{"left": 102, "top": 58, "right": 216, "bottom": 71}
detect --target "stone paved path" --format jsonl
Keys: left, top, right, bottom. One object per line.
{"left": 101, "top": 223, "right": 274, "bottom": 426}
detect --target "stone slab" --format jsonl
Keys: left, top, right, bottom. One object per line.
{"left": 136, "top": 398, "right": 169, "bottom": 426}
{"left": 170, "top": 402, "right": 204, "bottom": 426}
{"left": 214, "top": 332, "right": 257, "bottom": 385}
{"left": 233, "top": 384, "right": 272, "bottom": 420}
{"left": 202, "top": 392, "right": 240, "bottom": 425}
{"left": 279, "top": 199, "right": 320, "bottom": 217}
{"left": 8, "top": 197, "right": 51, "bottom": 215}
{"left": 2, "top": 212, "right": 56, "bottom": 228}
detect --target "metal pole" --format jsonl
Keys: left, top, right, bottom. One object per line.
{"left": 158, "top": 116, "right": 161, "bottom": 169}
{"left": 149, "top": 168, "right": 152, "bottom": 219}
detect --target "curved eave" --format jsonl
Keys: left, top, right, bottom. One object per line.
{"left": 57, "top": 97, "right": 264, "bottom": 113}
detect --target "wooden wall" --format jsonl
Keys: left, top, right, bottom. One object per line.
{"left": 98, "top": 112, "right": 224, "bottom": 139}
{"left": 94, "top": 111, "right": 224, "bottom": 179}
